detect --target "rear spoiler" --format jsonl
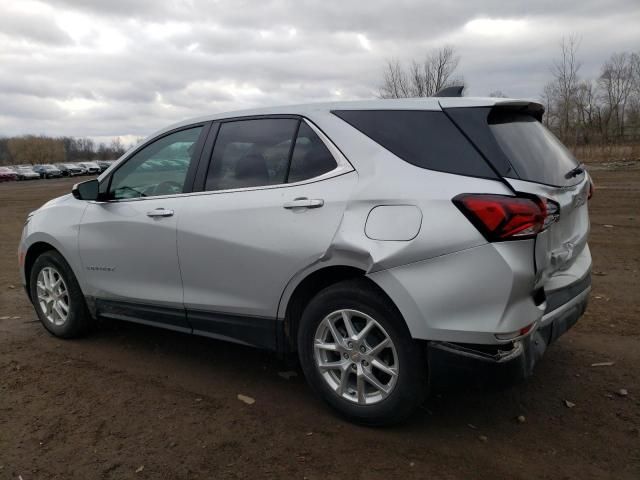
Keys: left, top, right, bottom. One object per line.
{"left": 434, "top": 85, "right": 465, "bottom": 98}
{"left": 438, "top": 98, "right": 545, "bottom": 122}
{"left": 492, "top": 101, "right": 545, "bottom": 122}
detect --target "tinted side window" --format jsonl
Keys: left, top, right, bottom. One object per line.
{"left": 287, "top": 123, "right": 337, "bottom": 183}
{"left": 333, "top": 110, "right": 497, "bottom": 179}
{"left": 205, "top": 119, "right": 298, "bottom": 191}
{"left": 109, "top": 126, "right": 203, "bottom": 200}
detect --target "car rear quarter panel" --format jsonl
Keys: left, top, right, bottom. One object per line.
{"left": 302, "top": 111, "right": 516, "bottom": 272}
{"left": 278, "top": 112, "right": 541, "bottom": 341}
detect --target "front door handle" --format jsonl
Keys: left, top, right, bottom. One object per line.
{"left": 283, "top": 198, "right": 324, "bottom": 209}
{"left": 146, "top": 208, "right": 174, "bottom": 218}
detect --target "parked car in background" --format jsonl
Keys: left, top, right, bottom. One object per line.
{"left": 77, "top": 162, "right": 101, "bottom": 175}
{"left": 33, "top": 164, "right": 63, "bottom": 179}
{"left": 19, "top": 96, "right": 592, "bottom": 425}
{"left": 13, "top": 166, "right": 40, "bottom": 181}
{"left": 57, "top": 163, "right": 84, "bottom": 177}
{"left": 96, "top": 160, "right": 114, "bottom": 172}
{"left": 0, "top": 166, "right": 18, "bottom": 182}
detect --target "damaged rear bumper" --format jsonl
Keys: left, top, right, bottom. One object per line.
{"left": 428, "top": 272, "right": 591, "bottom": 384}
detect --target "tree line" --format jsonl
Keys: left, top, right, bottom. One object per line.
{"left": 0, "top": 136, "right": 129, "bottom": 166}
{"left": 379, "top": 39, "right": 640, "bottom": 147}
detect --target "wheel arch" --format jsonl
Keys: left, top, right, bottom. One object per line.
{"left": 23, "top": 241, "right": 81, "bottom": 302}
{"left": 24, "top": 242, "right": 60, "bottom": 297}
{"left": 280, "top": 264, "right": 405, "bottom": 353}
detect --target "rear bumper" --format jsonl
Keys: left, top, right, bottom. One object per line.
{"left": 428, "top": 272, "right": 591, "bottom": 383}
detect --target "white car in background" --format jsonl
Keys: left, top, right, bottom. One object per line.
{"left": 13, "top": 166, "right": 40, "bottom": 180}
{"left": 77, "top": 162, "right": 101, "bottom": 175}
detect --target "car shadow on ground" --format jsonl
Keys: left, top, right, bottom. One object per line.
{"left": 78, "top": 317, "right": 570, "bottom": 429}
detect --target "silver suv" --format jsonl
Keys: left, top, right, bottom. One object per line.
{"left": 19, "top": 97, "right": 592, "bottom": 425}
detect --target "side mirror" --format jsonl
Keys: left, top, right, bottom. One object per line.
{"left": 72, "top": 179, "right": 101, "bottom": 201}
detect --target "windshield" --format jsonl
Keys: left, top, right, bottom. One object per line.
{"left": 489, "top": 111, "right": 582, "bottom": 187}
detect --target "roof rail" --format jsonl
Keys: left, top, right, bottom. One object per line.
{"left": 434, "top": 85, "right": 465, "bottom": 98}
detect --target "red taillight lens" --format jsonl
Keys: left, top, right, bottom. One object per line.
{"left": 453, "top": 194, "right": 555, "bottom": 241}
{"left": 588, "top": 180, "right": 594, "bottom": 200}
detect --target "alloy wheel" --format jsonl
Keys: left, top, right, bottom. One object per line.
{"left": 313, "top": 309, "right": 399, "bottom": 405}
{"left": 36, "top": 266, "right": 70, "bottom": 326}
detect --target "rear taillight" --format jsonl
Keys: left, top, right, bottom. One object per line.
{"left": 588, "top": 180, "right": 594, "bottom": 200}
{"left": 453, "top": 194, "right": 558, "bottom": 241}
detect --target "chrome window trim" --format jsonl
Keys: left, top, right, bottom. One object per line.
{"left": 99, "top": 118, "right": 355, "bottom": 204}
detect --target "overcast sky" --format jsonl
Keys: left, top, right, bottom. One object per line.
{"left": 1, "top": 0, "right": 639, "bottom": 144}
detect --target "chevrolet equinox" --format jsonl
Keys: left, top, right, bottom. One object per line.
{"left": 19, "top": 95, "right": 592, "bottom": 425}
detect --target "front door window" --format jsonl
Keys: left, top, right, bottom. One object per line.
{"left": 109, "top": 126, "right": 203, "bottom": 200}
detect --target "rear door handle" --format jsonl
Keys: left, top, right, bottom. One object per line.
{"left": 146, "top": 208, "right": 174, "bottom": 217}
{"left": 283, "top": 198, "right": 324, "bottom": 209}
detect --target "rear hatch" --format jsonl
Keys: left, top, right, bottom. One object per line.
{"left": 443, "top": 101, "right": 591, "bottom": 288}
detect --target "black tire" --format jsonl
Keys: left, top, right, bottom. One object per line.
{"left": 29, "top": 250, "right": 93, "bottom": 339}
{"left": 298, "top": 278, "right": 427, "bottom": 426}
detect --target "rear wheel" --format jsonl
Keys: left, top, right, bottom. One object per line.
{"left": 298, "top": 279, "right": 427, "bottom": 426}
{"left": 29, "top": 250, "right": 92, "bottom": 338}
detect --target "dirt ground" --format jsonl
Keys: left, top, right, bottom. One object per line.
{"left": 0, "top": 167, "right": 638, "bottom": 480}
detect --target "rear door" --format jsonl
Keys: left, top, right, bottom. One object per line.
{"left": 177, "top": 116, "right": 356, "bottom": 348}
{"left": 444, "top": 105, "right": 591, "bottom": 287}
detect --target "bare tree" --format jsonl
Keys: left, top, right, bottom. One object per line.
{"left": 379, "top": 59, "right": 412, "bottom": 99}
{"left": 109, "top": 137, "right": 126, "bottom": 157}
{"left": 550, "top": 35, "right": 582, "bottom": 141}
{"left": 599, "top": 52, "right": 636, "bottom": 139}
{"left": 541, "top": 81, "right": 558, "bottom": 129}
{"left": 489, "top": 90, "right": 508, "bottom": 98}
{"left": 379, "top": 46, "right": 461, "bottom": 98}
{"left": 575, "top": 79, "right": 602, "bottom": 143}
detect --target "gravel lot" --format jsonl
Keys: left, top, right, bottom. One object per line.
{"left": 1, "top": 168, "right": 639, "bottom": 479}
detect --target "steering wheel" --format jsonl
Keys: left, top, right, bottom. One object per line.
{"left": 154, "top": 180, "right": 183, "bottom": 195}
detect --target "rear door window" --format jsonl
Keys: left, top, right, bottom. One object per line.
{"left": 287, "top": 122, "right": 337, "bottom": 183}
{"left": 205, "top": 119, "right": 298, "bottom": 191}
{"left": 332, "top": 110, "right": 497, "bottom": 179}
{"left": 205, "top": 118, "right": 340, "bottom": 191}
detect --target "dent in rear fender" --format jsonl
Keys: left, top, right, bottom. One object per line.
{"left": 277, "top": 112, "right": 516, "bottom": 319}
{"left": 367, "top": 241, "right": 543, "bottom": 344}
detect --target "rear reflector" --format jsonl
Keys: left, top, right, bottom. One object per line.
{"left": 453, "top": 193, "right": 557, "bottom": 241}
{"left": 495, "top": 322, "right": 536, "bottom": 341}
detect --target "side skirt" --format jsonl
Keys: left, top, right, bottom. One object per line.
{"left": 93, "top": 298, "right": 280, "bottom": 351}
{"left": 95, "top": 298, "right": 191, "bottom": 333}
{"left": 188, "top": 309, "right": 278, "bottom": 351}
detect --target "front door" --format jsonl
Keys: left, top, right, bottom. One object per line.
{"left": 78, "top": 125, "right": 206, "bottom": 330}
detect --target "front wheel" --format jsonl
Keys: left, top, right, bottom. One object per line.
{"left": 29, "top": 250, "right": 93, "bottom": 338}
{"left": 298, "top": 279, "right": 427, "bottom": 426}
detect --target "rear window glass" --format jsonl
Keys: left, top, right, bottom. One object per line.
{"left": 488, "top": 111, "right": 581, "bottom": 186}
{"left": 332, "top": 110, "right": 496, "bottom": 179}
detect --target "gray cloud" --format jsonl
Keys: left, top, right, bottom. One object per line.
{"left": 0, "top": 0, "right": 639, "bottom": 141}
{"left": 0, "top": 8, "right": 72, "bottom": 45}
